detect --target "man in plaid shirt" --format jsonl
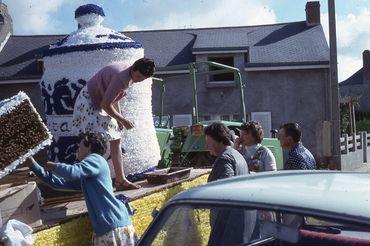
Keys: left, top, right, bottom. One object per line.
{"left": 279, "top": 123, "right": 316, "bottom": 170}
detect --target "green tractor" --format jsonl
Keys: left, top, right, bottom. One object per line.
{"left": 153, "top": 61, "right": 283, "bottom": 169}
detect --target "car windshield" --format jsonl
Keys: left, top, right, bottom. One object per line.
{"left": 141, "top": 204, "right": 370, "bottom": 246}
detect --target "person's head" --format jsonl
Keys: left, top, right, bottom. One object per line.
{"left": 204, "top": 123, "right": 232, "bottom": 156}
{"left": 130, "top": 58, "right": 155, "bottom": 83}
{"left": 239, "top": 121, "right": 264, "bottom": 146}
{"left": 279, "top": 123, "right": 301, "bottom": 149}
{"left": 77, "top": 132, "right": 107, "bottom": 160}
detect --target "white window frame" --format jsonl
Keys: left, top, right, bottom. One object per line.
{"left": 172, "top": 114, "right": 193, "bottom": 127}
{"left": 251, "top": 112, "right": 272, "bottom": 138}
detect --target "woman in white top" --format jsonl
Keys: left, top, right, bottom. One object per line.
{"left": 234, "top": 121, "right": 277, "bottom": 172}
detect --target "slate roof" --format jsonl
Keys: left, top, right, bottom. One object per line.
{"left": 192, "top": 29, "right": 249, "bottom": 52}
{"left": 0, "top": 21, "right": 329, "bottom": 81}
{"left": 0, "top": 35, "right": 62, "bottom": 80}
{"left": 339, "top": 68, "right": 364, "bottom": 86}
{"left": 247, "top": 21, "right": 329, "bottom": 66}
{"left": 339, "top": 67, "right": 370, "bottom": 111}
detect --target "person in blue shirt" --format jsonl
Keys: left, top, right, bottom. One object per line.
{"left": 27, "top": 132, "right": 136, "bottom": 246}
{"left": 279, "top": 123, "right": 316, "bottom": 170}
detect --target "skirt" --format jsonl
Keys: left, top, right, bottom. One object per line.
{"left": 72, "top": 86, "right": 122, "bottom": 141}
{"left": 92, "top": 225, "right": 137, "bottom": 246}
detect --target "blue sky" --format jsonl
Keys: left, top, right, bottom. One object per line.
{"left": 3, "top": 0, "right": 370, "bottom": 81}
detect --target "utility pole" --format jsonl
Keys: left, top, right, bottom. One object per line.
{"left": 328, "top": 0, "right": 341, "bottom": 169}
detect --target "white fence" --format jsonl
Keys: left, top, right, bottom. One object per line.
{"left": 340, "top": 132, "right": 370, "bottom": 170}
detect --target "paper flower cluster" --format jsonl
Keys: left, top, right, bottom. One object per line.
{"left": 0, "top": 91, "right": 52, "bottom": 178}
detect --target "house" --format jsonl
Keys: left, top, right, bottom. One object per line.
{"left": 340, "top": 50, "right": 370, "bottom": 116}
{"left": 0, "top": 1, "right": 337, "bottom": 163}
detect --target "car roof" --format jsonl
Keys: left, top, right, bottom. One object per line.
{"left": 170, "top": 171, "right": 370, "bottom": 222}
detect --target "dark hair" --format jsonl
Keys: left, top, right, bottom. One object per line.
{"left": 240, "top": 121, "right": 264, "bottom": 143}
{"left": 78, "top": 132, "right": 107, "bottom": 156}
{"left": 204, "top": 123, "right": 232, "bottom": 146}
{"left": 132, "top": 58, "right": 155, "bottom": 77}
{"left": 280, "top": 123, "right": 301, "bottom": 143}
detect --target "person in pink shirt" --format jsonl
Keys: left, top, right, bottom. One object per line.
{"left": 72, "top": 58, "right": 155, "bottom": 190}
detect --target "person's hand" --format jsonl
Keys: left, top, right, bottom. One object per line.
{"left": 26, "top": 157, "right": 35, "bottom": 168}
{"left": 44, "top": 161, "right": 55, "bottom": 172}
{"left": 118, "top": 118, "right": 134, "bottom": 130}
{"left": 234, "top": 137, "right": 243, "bottom": 152}
{"left": 117, "top": 120, "right": 124, "bottom": 130}
{"left": 234, "top": 137, "right": 242, "bottom": 147}
{"left": 249, "top": 163, "right": 260, "bottom": 172}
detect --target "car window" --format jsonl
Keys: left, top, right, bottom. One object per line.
{"left": 142, "top": 204, "right": 370, "bottom": 246}
{"left": 151, "top": 207, "right": 211, "bottom": 246}
{"left": 149, "top": 206, "right": 274, "bottom": 246}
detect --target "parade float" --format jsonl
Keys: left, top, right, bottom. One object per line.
{"left": 0, "top": 4, "right": 209, "bottom": 245}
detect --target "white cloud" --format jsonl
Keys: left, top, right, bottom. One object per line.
{"left": 338, "top": 54, "right": 363, "bottom": 82}
{"left": 321, "top": 9, "right": 370, "bottom": 48}
{"left": 336, "top": 9, "right": 370, "bottom": 48}
{"left": 123, "top": 24, "right": 140, "bottom": 31}
{"left": 123, "top": 0, "right": 276, "bottom": 30}
{"left": 321, "top": 9, "right": 369, "bottom": 82}
{"left": 3, "top": 0, "right": 82, "bottom": 34}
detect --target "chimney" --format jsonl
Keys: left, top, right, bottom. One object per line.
{"left": 364, "top": 50, "right": 370, "bottom": 82}
{"left": 305, "top": 1, "right": 320, "bottom": 26}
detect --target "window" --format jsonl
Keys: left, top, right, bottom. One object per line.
{"left": 232, "top": 114, "right": 240, "bottom": 122}
{"left": 153, "top": 115, "right": 171, "bottom": 128}
{"left": 172, "top": 114, "right": 192, "bottom": 127}
{"left": 199, "top": 115, "right": 211, "bottom": 122}
{"left": 0, "top": 15, "right": 4, "bottom": 25}
{"left": 143, "top": 204, "right": 370, "bottom": 246}
{"left": 208, "top": 56, "right": 234, "bottom": 81}
{"left": 251, "top": 112, "right": 272, "bottom": 137}
{"left": 221, "top": 115, "right": 230, "bottom": 121}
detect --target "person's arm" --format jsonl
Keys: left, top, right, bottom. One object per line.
{"left": 101, "top": 78, "right": 125, "bottom": 122}
{"left": 28, "top": 158, "right": 81, "bottom": 191}
{"left": 233, "top": 138, "right": 245, "bottom": 154}
{"left": 113, "top": 101, "right": 124, "bottom": 129}
{"left": 101, "top": 75, "right": 133, "bottom": 129}
{"left": 50, "top": 156, "right": 101, "bottom": 181}
{"left": 113, "top": 101, "right": 121, "bottom": 114}
{"left": 263, "top": 149, "right": 277, "bottom": 171}
{"left": 285, "top": 155, "right": 306, "bottom": 170}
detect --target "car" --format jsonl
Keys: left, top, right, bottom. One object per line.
{"left": 138, "top": 171, "right": 370, "bottom": 246}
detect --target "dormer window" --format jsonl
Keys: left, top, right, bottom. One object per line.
{"left": 208, "top": 56, "right": 234, "bottom": 81}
